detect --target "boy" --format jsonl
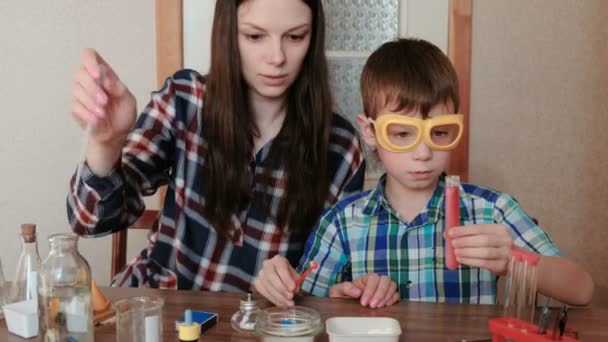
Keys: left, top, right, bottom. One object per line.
{"left": 252, "top": 38, "right": 593, "bottom": 308}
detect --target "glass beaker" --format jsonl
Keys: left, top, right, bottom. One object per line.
{"left": 38, "top": 233, "right": 93, "bottom": 342}
{"left": 113, "top": 296, "right": 164, "bottom": 342}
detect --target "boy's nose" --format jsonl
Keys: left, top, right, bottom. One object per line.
{"left": 412, "top": 142, "right": 433, "bottom": 161}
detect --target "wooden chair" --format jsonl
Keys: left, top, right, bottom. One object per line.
{"left": 111, "top": 209, "right": 160, "bottom": 278}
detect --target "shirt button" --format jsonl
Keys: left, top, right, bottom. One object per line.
{"left": 406, "top": 281, "right": 413, "bottom": 288}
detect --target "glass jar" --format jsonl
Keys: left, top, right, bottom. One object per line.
{"left": 38, "top": 233, "right": 93, "bottom": 342}
{"left": 231, "top": 293, "right": 259, "bottom": 334}
{"left": 255, "top": 306, "right": 323, "bottom": 342}
{"left": 113, "top": 296, "right": 164, "bottom": 342}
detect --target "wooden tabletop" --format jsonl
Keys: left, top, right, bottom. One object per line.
{"left": 1, "top": 287, "right": 607, "bottom": 341}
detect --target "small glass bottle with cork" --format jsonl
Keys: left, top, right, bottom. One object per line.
{"left": 11, "top": 223, "right": 42, "bottom": 303}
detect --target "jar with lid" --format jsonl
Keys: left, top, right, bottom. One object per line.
{"left": 231, "top": 293, "right": 260, "bottom": 334}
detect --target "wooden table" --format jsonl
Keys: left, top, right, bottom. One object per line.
{"left": 1, "top": 287, "right": 606, "bottom": 341}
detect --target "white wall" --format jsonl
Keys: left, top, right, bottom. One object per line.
{"left": 470, "top": 0, "right": 608, "bottom": 301}
{"left": 400, "top": 0, "right": 448, "bottom": 53}
{"left": 183, "top": 0, "right": 216, "bottom": 73}
{"left": 0, "top": 1, "right": 156, "bottom": 284}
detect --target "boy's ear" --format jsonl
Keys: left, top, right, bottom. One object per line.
{"left": 356, "top": 114, "right": 377, "bottom": 148}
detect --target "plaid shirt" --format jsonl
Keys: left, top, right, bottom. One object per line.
{"left": 67, "top": 69, "right": 365, "bottom": 291}
{"left": 298, "top": 174, "right": 561, "bottom": 304}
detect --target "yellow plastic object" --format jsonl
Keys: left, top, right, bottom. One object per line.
{"left": 368, "top": 113, "right": 464, "bottom": 153}
{"left": 92, "top": 280, "right": 110, "bottom": 312}
{"left": 179, "top": 309, "right": 201, "bottom": 341}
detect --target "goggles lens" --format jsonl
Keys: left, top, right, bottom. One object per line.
{"left": 429, "top": 122, "right": 461, "bottom": 147}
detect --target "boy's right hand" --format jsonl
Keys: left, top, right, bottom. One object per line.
{"left": 252, "top": 255, "right": 299, "bottom": 307}
{"left": 329, "top": 273, "right": 399, "bottom": 309}
{"left": 71, "top": 48, "right": 136, "bottom": 146}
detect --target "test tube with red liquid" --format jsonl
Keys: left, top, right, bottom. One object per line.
{"left": 445, "top": 175, "right": 460, "bottom": 270}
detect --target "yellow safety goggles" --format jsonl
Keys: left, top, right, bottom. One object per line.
{"left": 368, "top": 114, "right": 464, "bottom": 153}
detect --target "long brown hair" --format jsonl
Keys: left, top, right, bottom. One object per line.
{"left": 202, "top": 0, "right": 331, "bottom": 237}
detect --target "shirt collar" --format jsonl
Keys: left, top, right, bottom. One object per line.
{"left": 362, "top": 173, "right": 471, "bottom": 226}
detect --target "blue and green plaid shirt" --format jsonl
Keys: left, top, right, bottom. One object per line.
{"left": 298, "top": 174, "right": 561, "bottom": 304}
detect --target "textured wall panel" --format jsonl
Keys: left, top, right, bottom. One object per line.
{"left": 329, "top": 58, "right": 384, "bottom": 174}
{"left": 324, "top": 0, "right": 399, "bottom": 51}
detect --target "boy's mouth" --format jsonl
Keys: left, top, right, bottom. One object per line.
{"left": 409, "top": 170, "right": 433, "bottom": 179}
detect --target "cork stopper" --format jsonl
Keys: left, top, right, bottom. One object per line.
{"left": 20, "top": 223, "right": 36, "bottom": 243}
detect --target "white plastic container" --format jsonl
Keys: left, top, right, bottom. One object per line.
{"left": 2, "top": 300, "right": 38, "bottom": 338}
{"left": 326, "top": 317, "right": 402, "bottom": 342}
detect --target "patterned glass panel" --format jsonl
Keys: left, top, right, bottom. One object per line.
{"left": 329, "top": 58, "right": 365, "bottom": 121}
{"left": 329, "top": 58, "right": 385, "bottom": 174}
{"left": 324, "top": 0, "right": 399, "bottom": 51}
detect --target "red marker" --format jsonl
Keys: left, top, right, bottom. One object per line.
{"left": 445, "top": 175, "right": 460, "bottom": 270}
{"left": 294, "top": 261, "right": 318, "bottom": 290}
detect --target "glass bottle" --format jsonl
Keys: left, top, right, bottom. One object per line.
{"left": 0, "top": 258, "right": 7, "bottom": 319}
{"left": 230, "top": 293, "right": 259, "bottom": 334}
{"left": 38, "top": 233, "right": 94, "bottom": 342}
{"left": 11, "top": 223, "right": 42, "bottom": 303}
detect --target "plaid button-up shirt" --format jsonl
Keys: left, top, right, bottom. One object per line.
{"left": 298, "top": 174, "right": 561, "bottom": 304}
{"left": 67, "top": 69, "right": 365, "bottom": 291}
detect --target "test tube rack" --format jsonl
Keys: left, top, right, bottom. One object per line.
{"left": 487, "top": 249, "right": 580, "bottom": 342}
{"left": 488, "top": 317, "right": 579, "bottom": 342}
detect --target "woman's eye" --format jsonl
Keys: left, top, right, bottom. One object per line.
{"left": 287, "top": 34, "right": 305, "bottom": 41}
{"left": 246, "top": 34, "right": 263, "bottom": 41}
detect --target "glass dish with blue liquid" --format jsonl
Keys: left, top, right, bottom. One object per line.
{"left": 255, "top": 306, "right": 323, "bottom": 341}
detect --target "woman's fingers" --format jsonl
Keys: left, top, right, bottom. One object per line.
{"left": 72, "top": 100, "right": 98, "bottom": 128}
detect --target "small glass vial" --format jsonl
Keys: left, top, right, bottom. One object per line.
{"left": 12, "top": 223, "right": 42, "bottom": 303}
{"left": 38, "top": 233, "right": 93, "bottom": 342}
{"left": 231, "top": 293, "right": 259, "bottom": 334}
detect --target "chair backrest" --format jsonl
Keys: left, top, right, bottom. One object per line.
{"left": 111, "top": 209, "right": 160, "bottom": 278}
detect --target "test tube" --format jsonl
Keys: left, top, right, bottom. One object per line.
{"left": 445, "top": 175, "right": 460, "bottom": 270}
{"left": 515, "top": 254, "right": 528, "bottom": 324}
{"left": 503, "top": 251, "right": 521, "bottom": 327}
{"left": 503, "top": 249, "right": 541, "bottom": 332}
{"left": 519, "top": 251, "right": 540, "bottom": 332}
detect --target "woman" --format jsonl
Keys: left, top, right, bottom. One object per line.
{"left": 67, "top": 0, "right": 365, "bottom": 291}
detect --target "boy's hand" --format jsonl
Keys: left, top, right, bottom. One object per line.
{"left": 329, "top": 273, "right": 399, "bottom": 309}
{"left": 252, "top": 255, "right": 299, "bottom": 307}
{"left": 448, "top": 224, "right": 513, "bottom": 275}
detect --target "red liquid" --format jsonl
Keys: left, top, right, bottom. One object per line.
{"left": 445, "top": 186, "right": 460, "bottom": 270}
